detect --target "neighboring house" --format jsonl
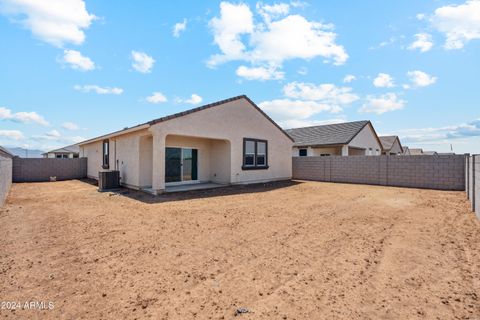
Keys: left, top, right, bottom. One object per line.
{"left": 409, "top": 148, "right": 424, "bottom": 155}
{"left": 286, "top": 120, "right": 383, "bottom": 157}
{"left": 43, "top": 145, "right": 80, "bottom": 158}
{"left": 423, "top": 151, "right": 438, "bottom": 155}
{"left": 379, "top": 135, "right": 404, "bottom": 155}
{"left": 78, "top": 95, "right": 293, "bottom": 194}
{"left": 402, "top": 146, "right": 411, "bottom": 155}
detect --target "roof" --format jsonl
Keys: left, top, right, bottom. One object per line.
{"left": 43, "top": 144, "right": 80, "bottom": 155}
{"left": 0, "top": 146, "right": 14, "bottom": 158}
{"left": 78, "top": 95, "right": 293, "bottom": 146}
{"left": 423, "top": 151, "right": 438, "bottom": 155}
{"left": 409, "top": 148, "right": 424, "bottom": 155}
{"left": 379, "top": 135, "right": 403, "bottom": 153}
{"left": 285, "top": 120, "right": 372, "bottom": 147}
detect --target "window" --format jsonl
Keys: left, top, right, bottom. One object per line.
{"left": 320, "top": 154, "right": 331, "bottom": 157}
{"left": 299, "top": 149, "right": 308, "bottom": 157}
{"left": 242, "top": 138, "right": 268, "bottom": 170}
{"left": 102, "top": 139, "right": 110, "bottom": 169}
{"left": 56, "top": 154, "right": 62, "bottom": 158}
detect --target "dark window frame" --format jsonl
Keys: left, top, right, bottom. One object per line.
{"left": 242, "top": 138, "right": 269, "bottom": 170}
{"left": 102, "top": 139, "right": 110, "bottom": 169}
{"left": 299, "top": 148, "right": 308, "bottom": 157}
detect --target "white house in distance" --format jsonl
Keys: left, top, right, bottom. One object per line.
{"left": 379, "top": 136, "right": 404, "bottom": 155}
{"left": 286, "top": 120, "right": 383, "bottom": 156}
{"left": 78, "top": 95, "right": 293, "bottom": 194}
{"left": 42, "top": 144, "right": 80, "bottom": 158}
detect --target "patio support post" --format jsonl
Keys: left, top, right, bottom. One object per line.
{"left": 151, "top": 132, "right": 166, "bottom": 194}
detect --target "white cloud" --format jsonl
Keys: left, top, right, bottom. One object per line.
{"left": 395, "top": 119, "right": 480, "bottom": 144}
{"left": 343, "top": 74, "right": 356, "bottom": 83}
{"left": 431, "top": 0, "right": 480, "bottom": 49}
{"left": 74, "top": 84, "right": 123, "bottom": 95}
{"left": 408, "top": 33, "right": 434, "bottom": 52}
{"left": 184, "top": 94, "right": 202, "bottom": 105}
{"left": 297, "top": 67, "right": 308, "bottom": 75}
{"left": 208, "top": 2, "right": 348, "bottom": 79}
{"left": 416, "top": 13, "right": 426, "bottom": 21}
{"left": 0, "top": 129, "right": 24, "bottom": 140}
{"left": 236, "top": 65, "right": 284, "bottom": 80}
{"left": 146, "top": 92, "right": 168, "bottom": 104}
{"left": 258, "top": 81, "right": 358, "bottom": 127}
{"left": 208, "top": 2, "right": 254, "bottom": 65}
{"left": 131, "top": 50, "right": 155, "bottom": 73}
{"left": 0, "top": 0, "right": 96, "bottom": 47}
{"left": 63, "top": 49, "right": 95, "bottom": 71}
{"left": 259, "top": 99, "right": 341, "bottom": 122}
{"left": 62, "top": 122, "right": 79, "bottom": 130}
{"left": 45, "top": 129, "right": 61, "bottom": 138}
{"left": 173, "top": 19, "right": 187, "bottom": 37}
{"left": 283, "top": 82, "right": 359, "bottom": 105}
{"left": 407, "top": 70, "right": 437, "bottom": 87}
{"left": 256, "top": 2, "right": 290, "bottom": 22}
{"left": 360, "top": 93, "right": 406, "bottom": 114}
{"left": 176, "top": 94, "right": 203, "bottom": 105}
{"left": 373, "top": 73, "right": 395, "bottom": 88}
{"left": 0, "top": 107, "right": 49, "bottom": 126}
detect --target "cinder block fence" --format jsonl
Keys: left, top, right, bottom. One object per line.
{"left": 465, "top": 155, "right": 479, "bottom": 217}
{"left": 0, "top": 149, "right": 13, "bottom": 206}
{"left": 293, "top": 155, "right": 466, "bottom": 191}
{"left": 12, "top": 158, "right": 87, "bottom": 182}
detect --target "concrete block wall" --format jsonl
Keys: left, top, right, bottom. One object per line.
{"left": 475, "top": 156, "right": 479, "bottom": 217}
{"left": 466, "top": 155, "right": 479, "bottom": 217}
{"left": 293, "top": 155, "right": 465, "bottom": 191}
{"left": 0, "top": 153, "right": 13, "bottom": 206}
{"left": 12, "top": 158, "right": 87, "bottom": 182}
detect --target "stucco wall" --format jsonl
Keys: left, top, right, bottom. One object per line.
{"left": 292, "top": 146, "right": 343, "bottom": 156}
{"left": 81, "top": 129, "right": 149, "bottom": 188}
{"left": 293, "top": 155, "right": 465, "bottom": 191}
{"left": 149, "top": 98, "right": 293, "bottom": 191}
{"left": 80, "top": 97, "right": 292, "bottom": 192}
{"left": 349, "top": 124, "right": 381, "bottom": 155}
{"left": 0, "top": 153, "right": 12, "bottom": 206}
{"left": 389, "top": 139, "right": 403, "bottom": 155}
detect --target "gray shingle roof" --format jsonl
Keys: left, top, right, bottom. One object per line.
{"left": 379, "top": 136, "right": 397, "bottom": 151}
{"left": 44, "top": 144, "right": 80, "bottom": 154}
{"left": 285, "top": 120, "right": 370, "bottom": 147}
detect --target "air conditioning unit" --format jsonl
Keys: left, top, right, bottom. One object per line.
{"left": 98, "top": 170, "right": 120, "bottom": 192}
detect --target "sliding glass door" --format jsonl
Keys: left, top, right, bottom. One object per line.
{"left": 165, "top": 147, "right": 198, "bottom": 183}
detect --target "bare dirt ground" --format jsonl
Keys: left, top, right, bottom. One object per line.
{"left": 0, "top": 180, "right": 479, "bottom": 320}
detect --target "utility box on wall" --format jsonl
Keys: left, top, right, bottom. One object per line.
{"left": 98, "top": 170, "right": 120, "bottom": 192}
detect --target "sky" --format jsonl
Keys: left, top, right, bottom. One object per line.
{"left": 0, "top": 0, "right": 479, "bottom": 154}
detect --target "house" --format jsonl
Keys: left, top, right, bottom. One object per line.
{"left": 402, "top": 146, "right": 411, "bottom": 155}
{"left": 286, "top": 120, "right": 382, "bottom": 157}
{"left": 409, "top": 148, "right": 424, "bottom": 155}
{"left": 43, "top": 144, "right": 80, "bottom": 158}
{"left": 423, "top": 151, "right": 438, "bottom": 155}
{"left": 379, "top": 135, "right": 404, "bottom": 155}
{"left": 78, "top": 95, "right": 293, "bottom": 194}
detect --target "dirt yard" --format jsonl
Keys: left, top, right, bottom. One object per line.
{"left": 0, "top": 180, "right": 478, "bottom": 319}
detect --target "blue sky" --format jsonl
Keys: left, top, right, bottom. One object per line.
{"left": 0, "top": 0, "right": 479, "bottom": 153}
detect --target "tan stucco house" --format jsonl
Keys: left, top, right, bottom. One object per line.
{"left": 78, "top": 95, "right": 293, "bottom": 194}
{"left": 379, "top": 136, "right": 404, "bottom": 155}
{"left": 43, "top": 144, "right": 80, "bottom": 158}
{"left": 286, "top": 120, "right": 382, "bottom": 156}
